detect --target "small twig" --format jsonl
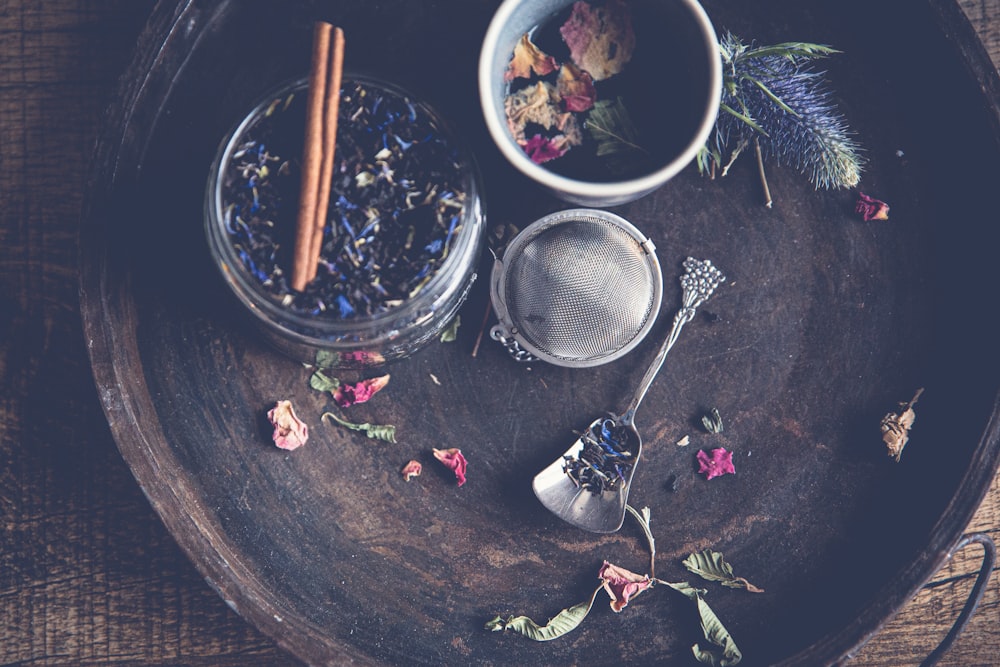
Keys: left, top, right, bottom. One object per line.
{"left": 754, "top": 137, "right": 772, "bottom": 208}
{"left": 626, "top": 504, "right": 656, "bottom": 578}
{"left": 471, "top": 300, "right": 493, "bottom": 358}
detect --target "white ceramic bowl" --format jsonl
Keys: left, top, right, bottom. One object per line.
{"left": 479, "top": 0, "right": 721, "bottom": 206}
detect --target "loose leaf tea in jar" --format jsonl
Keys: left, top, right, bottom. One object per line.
{"left": 206, "top": 76, "right": 485, "bottom": 367}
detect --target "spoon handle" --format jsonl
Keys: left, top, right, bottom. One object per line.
{"left": 619, "top": 257, "right": 725, "bottom": 426}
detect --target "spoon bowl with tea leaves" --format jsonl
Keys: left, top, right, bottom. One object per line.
{"left": 532, "top": 257, "right": 725, "bottom": 533}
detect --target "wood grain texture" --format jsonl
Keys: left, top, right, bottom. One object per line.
{"left": 0, "top": 1, "right": 998, "bottom": 666}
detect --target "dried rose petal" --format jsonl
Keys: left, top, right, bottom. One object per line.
{"left": 506, "top": 33, "right": 558, "bottom": 81}
{"left": 267, "top": 400, "right": 308, "bottom": 450}
{"left": 697, "top": 447, "right": 735, "bottom": 480}
{"left": 401, "top": 460, "right": 422, "bottom": 481}
{"left": 598, "top": 560, "right": 652, "bottom": 612}
{"left": 432, "top": 447, "right": 467, "bottom": 486}
{"left": 559, "top": 0, "right": 635, "bottom": 81}
{"left": 855, "top": 192, "right": 890, "bottom": 221}
{"left": 523, "top": 134, "right": 569, "bottom": 164}
{"left": 556, "top": 62, "right": 596, "bottom": 112}
{"left": 333, "top": 374, "right": 390, "bottom": 408}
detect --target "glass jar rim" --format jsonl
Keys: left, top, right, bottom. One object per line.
{"left": 205, "top": 74, "right": 485, "bottom": 343}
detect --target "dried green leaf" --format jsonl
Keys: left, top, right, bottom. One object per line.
{"left": 440, "top": 315, "right": 461, "bottom": 343}
{"left": 663, "top": 581, "right": 743, "bottom": 666}
{"left": 309, "top": 369, "right": 340, "bottom": 393}
{"left": 321, "top": 411, "right": 397, "bottom": 443}
{"left": 585, "top": 97, "right": 645, "bottom": 159}
{"left": 314, "top": 349, "right": 339, "bottom": 369}
{"left": 485, "top": 584, "right": 603, "bottom": 641}
{"left": 701, "top": 408, "right": 724, "bottom": 434}
{"left": 683, "top": 550, "right": 764, "bottom": 593}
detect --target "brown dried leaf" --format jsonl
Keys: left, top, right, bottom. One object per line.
{"left": 506, "top": 33, "right": 559, "bottom": 81}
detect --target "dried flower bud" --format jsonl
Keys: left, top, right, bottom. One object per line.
{"left": 267, "top": 400, "right": 308, "bottom": 450}
{"left": 881, "top": 388, "right": 924, "bottom": 462}
{"left": 598, "top": 560, "right": 652, "bottom": 612}
{"left": 855, "top": 192, "right": 890, "bottom": 221}
{"left": 401, "top": 460, "right": 422, "bottom": 481}
{"left": 433, "top": 447, "right": 467, "bottom": 486}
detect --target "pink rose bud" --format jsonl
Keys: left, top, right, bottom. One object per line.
{"left": 267, "top": 400, "right": 308, "bottom": 450}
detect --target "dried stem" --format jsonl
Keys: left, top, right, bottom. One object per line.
{"left": 754, "top": 137, "right": 773, "bottom": 208}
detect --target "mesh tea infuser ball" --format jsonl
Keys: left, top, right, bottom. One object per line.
{"left": 489, "top": 209, "right": 663, "bottom": 367}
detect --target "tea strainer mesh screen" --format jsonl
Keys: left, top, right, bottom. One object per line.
{"left": 490, "top": 209, "right": 663, "bottom": 367}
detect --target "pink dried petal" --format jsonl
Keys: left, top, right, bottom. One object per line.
{"left": 401, "top": 460, "right": 422, "bottom": 481}
{"left": 333, "top": 374, "right": 390, "bottom": 408}
{"left": 432, "top": 447, "right": 467, "bottom": 486}
{"left": 855, "top": 192, "right": 890, "bottom": 221}
{"left": 559, "top": 0, "right": 635, "bottom": 81}
{"left": 598, "top": 560, "right": 652, "bottom": 612}
{"left": 697, "top": 447, "right": 735, "bottom": 480}
{"left": 267, "top": 400, "right": 308, "bottom": 450}
{"left": 522, "top": 134, "right": 569, "bottom": 164}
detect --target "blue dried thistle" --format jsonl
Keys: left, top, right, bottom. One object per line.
{"left": 699, "top": 32, "right": 864, "bottom": 191}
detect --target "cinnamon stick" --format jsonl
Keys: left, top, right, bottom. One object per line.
{"left": 307, "top": 25, "right": 345, "bottom": 283}
{"left": 291, "top": 22, "right": 345, "bottom": 291}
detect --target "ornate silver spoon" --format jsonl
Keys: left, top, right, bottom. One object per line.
{"left": 532, "top": 257, "right": 725, "bottom": 533}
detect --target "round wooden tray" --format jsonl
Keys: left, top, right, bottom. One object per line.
{"left": 80, "top": 1, "right": 1000, "bottom": 664}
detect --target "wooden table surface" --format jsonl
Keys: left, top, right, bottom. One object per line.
{"left": 1, "top": 2, "right": 997, "bottom": 665}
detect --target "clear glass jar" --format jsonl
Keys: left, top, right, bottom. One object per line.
{"left": 205, "top": 75, "right": 485, "bottom": 368}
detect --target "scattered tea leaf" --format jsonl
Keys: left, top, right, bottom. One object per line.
{"left": 314, "top": 349, "right": 339, "bottom": 369}
{"left": 881, "top": 387, "right": 924, "bottom": 462}
{"left": 309, "top": 369, "right": 340, "bottom": 393}
{"left": 321, "top": 411, "right": 397, "bottom": 443}
{"left": 702, "top": 408, "right": 724, "bottom": 433}
{"left": 440, "top": 315, "right": 461, "bottom": 342}
{"left": 683, "top": 550, "right": 764, "bottom": 593}
{"left": 485, "top": 584, "right": 603, "bottom": 641}
{"left": 664, "top": 581, "right": 744, "bottom": 666}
